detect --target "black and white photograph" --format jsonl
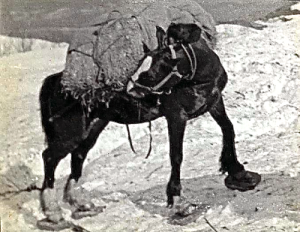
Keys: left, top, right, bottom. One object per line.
{"left": 0, "top": 0, "right": 299, "bottom": 231}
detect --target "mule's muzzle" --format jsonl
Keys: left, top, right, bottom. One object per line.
{"left": 126, "top": 80, "right": 146, "bottom": 98}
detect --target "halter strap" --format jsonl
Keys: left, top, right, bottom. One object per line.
{"left": 150, "top": 42, "right": 198, "bottom": 92}
{"left": 151, "top": 66, "right": 183, "bottom": 91}
{"left": 129, "top": 43, "right": 197, "bottom": 95}
{"left": 169, "top": 45, "right": 177, "bottom": 59}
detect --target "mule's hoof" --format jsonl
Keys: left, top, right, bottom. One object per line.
{"left": 175, "top": 203, "right": 199, "bottom": 217}
{"left": 72, "top": 205, "right": 106, "bottom": 220}
{"left": 169, "top": 203, "right": 209, "bottom": 226}
{"left": 167, "top": 203, "right": 173, "bottom": 209}
{"left": 225, "top": 171, "right": 261, "bottom": 191}
{"left": 167, "top": 195, "right": 183, "bottom": 209}
{"left": 37, "top": 218, "right": 71, "bottom": 231}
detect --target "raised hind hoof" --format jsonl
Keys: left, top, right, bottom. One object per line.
{"left": 225, "top": 170, "right": 261, "bottom": 191}
{"left": 72, "top": 204, "right": 106, "bottom": 220}
{"left": 37, "top": 218, "right": 72, "bottom": 231}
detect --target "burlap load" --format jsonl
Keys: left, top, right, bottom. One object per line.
{"left": 61, "top": 0, "right": 216, "bottom": 108}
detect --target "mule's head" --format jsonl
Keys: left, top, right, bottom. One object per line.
{"left": 127, "top": 26, "right": 181, "bottom": 98}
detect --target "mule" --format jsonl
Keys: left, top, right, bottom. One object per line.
{"left": 37, "top": 23, "right": 261, "bottom": 230}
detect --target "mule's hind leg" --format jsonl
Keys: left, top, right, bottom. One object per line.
{"left": 63, "top": 119, "right": 109, "bottom": 219}
{"left": 38, "top": 147, "right": 71, "bottom": 230}
{"left": 209, "top": 96, "right": 261, "bottom": 191}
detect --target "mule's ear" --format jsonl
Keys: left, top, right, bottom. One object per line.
{"left": 187, "top": 24, "right": 202, "bottom": 43}
{"left": 156, "top": 26, "right": 166, "bottom": 49}
{"left": 142, "top": 42, "right": 150, "bottom": 53}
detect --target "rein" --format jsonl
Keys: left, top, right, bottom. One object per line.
{"left": 126, "top": 121, "right": 152, "bottom": 159}
{"left": 181, "top": 44, "right": 197, "bottom": 80}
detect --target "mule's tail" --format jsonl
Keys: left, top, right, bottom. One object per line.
{"left": 39, "top": 72, "right": 62, "bottom": 144}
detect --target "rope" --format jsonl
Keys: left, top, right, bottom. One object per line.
{"left": 0, "top": 183, "right": 42, "bottom": 199}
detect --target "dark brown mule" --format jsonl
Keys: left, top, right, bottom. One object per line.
{"left": 38, "top": 24, "right": 261, "bottom": 230}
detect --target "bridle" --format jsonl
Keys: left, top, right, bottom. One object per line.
{"left": 129, "top": 43, "right": 197, "bottom": 95}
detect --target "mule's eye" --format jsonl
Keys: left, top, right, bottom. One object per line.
{"left": 160, "top": 65, "right": 169, "bottom": 73}
{"left": 139, "top": 71, "right": 149, "bottom": 81}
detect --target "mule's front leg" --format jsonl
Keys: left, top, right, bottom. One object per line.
{"left": 209, "top": 97, "right": 261, "bottom": 191}
{"left": 166, "top": 116, "right": 187, "bottom": 207}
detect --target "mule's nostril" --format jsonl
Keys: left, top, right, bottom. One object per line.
{"left": 127, "top": 89, "right": 145, "bottom": 99}
{"left": 126, "top": 80, "right": 134, "bottom": 93}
